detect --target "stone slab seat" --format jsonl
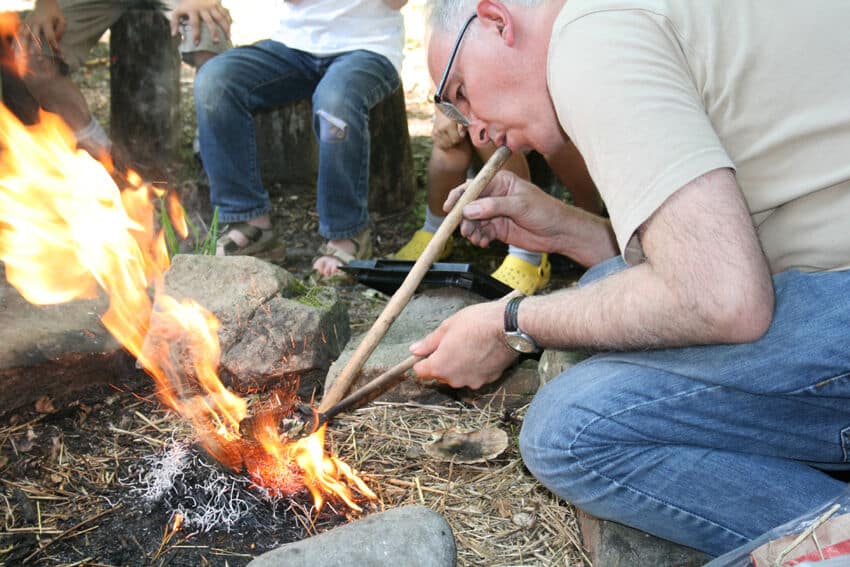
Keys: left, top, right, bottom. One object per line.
{"left": 578, "top": 510, "right": 712, "bottom": 567}
{"left": 254, "top": 85, "right": 416, "bottom": 217}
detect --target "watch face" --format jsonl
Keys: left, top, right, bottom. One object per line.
{"left": 505, "top": 332, "right": 536, "bottom": 353}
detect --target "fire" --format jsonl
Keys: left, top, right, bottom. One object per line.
{"left": 254, "top": 415, "right": 377, "bottom": 512}
{"left": 0, "top": 36, "right": 372, "bottom": 512}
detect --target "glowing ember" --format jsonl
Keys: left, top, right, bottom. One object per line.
{"left": 0, "top": 17, "right": 372, "bottom": 513}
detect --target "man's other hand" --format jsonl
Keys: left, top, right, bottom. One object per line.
{"left": 446, "top": 170, "right": 574, "bottom": 254}
{"left": 410, "top": 301, "right": 517, "bottom": 390}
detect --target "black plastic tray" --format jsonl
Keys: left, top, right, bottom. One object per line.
{"left": 342, "top": 259, "right": 513, "bottom": 299}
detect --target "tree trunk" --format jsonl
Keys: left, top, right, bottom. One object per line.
{"left": 109, "top": 9, "right": 180, "bottom": 173}
{"left": 257, "top": 86, "right": 415, "bottom": 217}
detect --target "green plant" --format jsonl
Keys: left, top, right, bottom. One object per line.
{"left": 287, "top": 278, "right": 328, "bottom": 308}
{"left": 159, "top": 197, "right": 181, "bottom": 259}
{"left": 194, "top": 207, "right": 219, "bottom": 256}
{"left": 158, "top": 198, "right": 220, "bottom": 259}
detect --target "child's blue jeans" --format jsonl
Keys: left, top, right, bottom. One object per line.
{"left": 194, "top": 40, "right": 400, "bottom": 240}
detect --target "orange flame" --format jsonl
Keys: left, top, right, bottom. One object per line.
{"left": 0, "top": 13, "right": 28, "bottom": 77}
{"left": 0, "top": 101, "right": 372, "bottom": 512}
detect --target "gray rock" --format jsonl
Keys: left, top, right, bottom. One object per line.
{"left": 248, "top": 505, "right": 456, "bottom": 567}
{"left": 324, "top": 288, "right": 484, "bottom": 403}
{"left": 0, "top": 280, "right": 127, "bottom": 413}
{"left": 537, "top": 349, "right": 589, "bottom": 384}
{"left": 460, "top": 358, "right": 542, "bottom": 411}
{"left": 578, "top": 511, "right": 711, "bottom": 567}
{"left": 145, "top": 255, "right": 350, "bottom": 394}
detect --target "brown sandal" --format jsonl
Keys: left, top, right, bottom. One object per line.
{"left": 216, "top": 222, "right": 286, "bottom": 261}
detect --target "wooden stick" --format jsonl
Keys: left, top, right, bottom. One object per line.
{"left": 318, "top": 354, "right": 422, "bottom": 426}
{"left": 319, "top": 145, "right": 513, "bottom": 412}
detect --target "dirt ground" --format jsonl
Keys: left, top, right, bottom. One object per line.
{"left": 0, "top": 9, "right": 591, "bottom": 566}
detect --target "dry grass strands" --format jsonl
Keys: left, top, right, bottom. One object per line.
{"left": 1, "top": 385, "right": 588, "bottom": 566}
{"left": 328, "top": 401, "right": 589, "bottom": 567}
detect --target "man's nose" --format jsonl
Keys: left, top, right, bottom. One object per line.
{"left": 466, "top": 119, "right": 491, "bottom": 148}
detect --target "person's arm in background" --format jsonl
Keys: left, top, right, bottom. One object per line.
{"left": 383, "top": 0, "right": 408, "bottom": 10}
{"left": 170, "top": 0, "right": 232, "bottom": 45}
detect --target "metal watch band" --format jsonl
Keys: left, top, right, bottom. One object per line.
{"left": 504, "top": 296, "right": 523, "bottom": 332}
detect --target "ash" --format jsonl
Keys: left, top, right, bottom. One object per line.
{"left": 123, "top": 438, "right": 305, "bottom": 535}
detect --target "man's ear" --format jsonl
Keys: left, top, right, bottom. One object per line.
{"left": 476, "top": 0, "right": 515, "bottom": 46}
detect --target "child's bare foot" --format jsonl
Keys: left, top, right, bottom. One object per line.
{"left": 312, "top": 229, "right": 373, "bottom": 278}
{"left": 312, "top": 238, "right": 357, "bottom": 277}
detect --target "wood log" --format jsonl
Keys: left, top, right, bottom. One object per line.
{"left": 255, "top": 100, "right": 317, "bottom": 192}
{"left": 256, "top": 86, "right": 415, "bottom": 216}
{"left": 109, "top": 8, "right": 181, "bottom": 172}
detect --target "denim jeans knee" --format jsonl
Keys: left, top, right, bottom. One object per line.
{"left": 519, "top": 265, "right": 850, "bottom": 556}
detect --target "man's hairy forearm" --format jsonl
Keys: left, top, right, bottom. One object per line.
{"left": 519, "top": 263, "right": 720, "bottom": 351}
{"left": 519, "top": 170, "right": 775, "bottom": 351}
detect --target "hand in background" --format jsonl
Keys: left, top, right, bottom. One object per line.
{"left": 432, "top": 108, "right": 468, "bottom": 151}
{"left": 24, "top": 0, "right": 66, "bottom": 54}
{"left": 171, "top": 0, "right": 232, "bottom": 45}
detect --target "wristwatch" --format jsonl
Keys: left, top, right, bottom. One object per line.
{"left": 503, "top": 296, "right": 539, "bottom": 354}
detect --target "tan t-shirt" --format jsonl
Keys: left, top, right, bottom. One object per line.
{"left": 548, "top": 0, "right": 850, "bottom": 273}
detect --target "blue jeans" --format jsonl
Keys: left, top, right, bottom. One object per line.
{"left": 519, "top": 258, "right": 850, "bottom": 556}
{"left": 194, "top": 40, "right": 400, "bottom": 239}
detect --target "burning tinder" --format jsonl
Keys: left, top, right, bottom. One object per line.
{"left": 0, "top": 45, "right": 373, "bottom": 511}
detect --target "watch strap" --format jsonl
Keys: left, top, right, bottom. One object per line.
{"left": 504, "top": 296, "right": 523, "bottom": 332}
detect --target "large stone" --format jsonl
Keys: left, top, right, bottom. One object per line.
{"left": 248, "top": 505, "right": 456, "bottom": 567}
{"left": 324, "top": 288, "right": 484, "bottom": 403}
{"left": 578, "top": 511, "right": 712, "bottom": 567}
{"left": 0, "top": 279, "right": 128, "bottom": 414}
{"left": 147, "top": 255, "right": 350, "bottom": 394}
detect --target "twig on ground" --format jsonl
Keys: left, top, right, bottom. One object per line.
{"left": 22, "top": 503, "right": 123, "bottom": 563}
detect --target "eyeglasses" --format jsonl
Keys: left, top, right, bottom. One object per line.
{"left": 433, "top": 13, "right": 478, "bottom": 126}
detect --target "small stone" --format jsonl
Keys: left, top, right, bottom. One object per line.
{"left": 405, "top": 444, "right": 425, "bottom": 459}
{"left": 537, "top": 349, "right": 588, "bottom": 384}
{"left": 35, "top": 395, "right": 57, "bottom": 414}
{"left": 248, "top": 505, "right": 456, "bottom": 567}
{"left": 512, "top": 511, "right": 536, "bottom": 528}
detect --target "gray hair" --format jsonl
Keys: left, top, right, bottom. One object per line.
{"left": 427, "top": 0, "right": 547, "bottom": 32}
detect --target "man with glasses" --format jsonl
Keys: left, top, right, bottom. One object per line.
{"left": 412, "top": 0, "right": 850, "bottom": 559}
